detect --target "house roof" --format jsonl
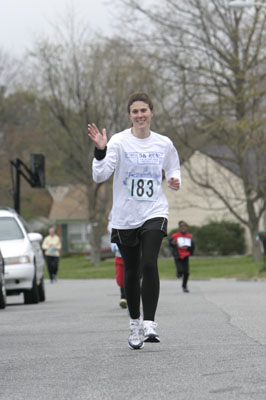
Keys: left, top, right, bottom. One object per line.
{"left": 199, "top": 144, "right": 266, "bottom": 192}
{"left": 48, "top": 184, "right": 88, "bottom": 221}
{"left": 174, "top": 129, "right": 265, "bottom": 193}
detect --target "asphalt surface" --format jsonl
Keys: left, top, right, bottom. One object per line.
{"left": 1, "top": 278, "right": 266, "bottom": 400}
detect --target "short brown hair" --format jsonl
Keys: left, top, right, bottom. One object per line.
{"left": 178, "top": 220, "right": 187, "bottom": 227}
{"left": 127, "top": 92, "right": 154, "bottom": 113}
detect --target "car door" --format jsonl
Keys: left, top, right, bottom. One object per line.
{"left": 17, "top": 216, "right": 45, "bottom": 281}
{"left": 28, "top": 234, "right": 45, "bottom": 280}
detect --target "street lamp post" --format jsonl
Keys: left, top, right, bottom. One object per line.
{"left": 228, "top": 0, "right": 266, "bottom": 7}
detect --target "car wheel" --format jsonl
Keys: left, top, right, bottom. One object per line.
{"left": 24, "top": 271, "right": 39, "bottom": 304}
{"left": 0, "top": 271, "right": 6, "bottom": 309}
{"left": 38, "top": 277, "right": 45, "bottom": 302}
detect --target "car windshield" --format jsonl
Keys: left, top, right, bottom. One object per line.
{"left": 0, "top": 217, "right": 24, "bottom": 240}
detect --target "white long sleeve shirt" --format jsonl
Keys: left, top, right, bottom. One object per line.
{"left": 92, "top": 128, "right": 181, "bottom": 229}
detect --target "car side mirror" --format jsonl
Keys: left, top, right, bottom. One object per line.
{"left": 28, "top": 232, "right": 43, "bottom": 242}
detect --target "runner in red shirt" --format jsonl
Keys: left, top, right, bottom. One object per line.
{"left": 170, "top": 221, "right": 195, "bottom": 293}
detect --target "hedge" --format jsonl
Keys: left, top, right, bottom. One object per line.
{"left": 164, "top": 220, "right": 246, "bottom": 257}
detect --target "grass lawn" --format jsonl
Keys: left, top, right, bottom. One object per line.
{"left": 45, "top": 255, "right": 266, "bottom": 280}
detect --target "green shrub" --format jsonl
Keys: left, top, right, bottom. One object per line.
{"left": 194, "top": 221, "right": 246, "bottom": 255}
{"left": 166, "top": 221, "right": 246, "bottom": 256}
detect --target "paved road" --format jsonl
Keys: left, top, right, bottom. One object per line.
{"left": 1, "top": 278, "right": 266, "bottom": 400}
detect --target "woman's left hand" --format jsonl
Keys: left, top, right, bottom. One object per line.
{"left": 168, "top": 177, "right": 180, "bottom": 190}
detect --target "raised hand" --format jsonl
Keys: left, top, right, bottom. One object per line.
{"left": 88, "top": 123, "right": 107, "bottom": 150}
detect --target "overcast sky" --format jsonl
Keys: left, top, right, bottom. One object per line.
{"left": 0, "top": 0, "right": 115, "bottom": 56}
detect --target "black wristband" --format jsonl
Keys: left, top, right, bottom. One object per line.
{"left": 94, "top": 146, "right": 107, "bottom": 160}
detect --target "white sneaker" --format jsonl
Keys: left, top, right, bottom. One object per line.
{"left": 128, "top": 319, "right": 144, "bottom": 350}
{"left": 143, "top": 320, "right": 160, "bottom": 343}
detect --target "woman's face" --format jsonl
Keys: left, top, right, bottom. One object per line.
{"left": 128, "top": 101, "right": 153, "bottom": 130}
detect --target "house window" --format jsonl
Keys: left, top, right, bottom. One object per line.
{"left": 69, "top": 233, "right": 82, "bottom": 242}
{"left": 68, "top": 223, "right": 87, "bottom": 243}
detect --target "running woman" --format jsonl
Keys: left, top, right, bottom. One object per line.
{"left": 88, "top": 92, "right": 181, "bottom": 350}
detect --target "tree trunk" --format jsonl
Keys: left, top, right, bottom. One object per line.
{"left": 87, "top": 181, "right": 112, "bottom": 265}
{"left": 250, "top": 228, "right": 263, "bottom": 262}
{"left": 89, "top": 220, "right": 102, "bottom": 265}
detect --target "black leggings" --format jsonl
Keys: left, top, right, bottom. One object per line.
{"left": 175, "top": 257, "right": 190, "bottom": 289}
{"left": 45, "top": 256, "right": 59, "bottom": 280}
{"left": 118, "top": 230, "right": 164, "bottom": 321}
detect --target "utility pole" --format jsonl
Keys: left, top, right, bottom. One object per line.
{"left": 14, "top": 159, "right": 21, "bottom": 214}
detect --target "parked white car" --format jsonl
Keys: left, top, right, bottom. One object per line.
{"left": 0, "top": 207, "right": 45, "bottom": 304}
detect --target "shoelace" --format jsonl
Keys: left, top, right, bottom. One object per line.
{"left": 130, "top": 323, "right": 142, "bottom": 341}
{"left": 144, "top": 322, "right": 157, "bottom": 335}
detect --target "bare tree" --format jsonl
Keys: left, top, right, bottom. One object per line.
{"left": 0, "top": 50, "right": 34, "bottom": 208}
{"left": 28, "top": 11, "right": 158, "bottom": 263}
{"left": 117, "top": 0, "right": 266, "bottom": 261}
{"left": 0, "top": 49, "right": 21, "bottom": 130}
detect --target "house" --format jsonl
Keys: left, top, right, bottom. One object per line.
{"left": 165, "top": 150, "right": 265, "bottom": 253}
{"left": 47, "top": 184, "right": 90, "bottom": 253}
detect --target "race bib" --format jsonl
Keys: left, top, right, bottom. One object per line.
{"left": 177, "top": 237, "right": 191, "bottom": 248}
{"left": 127, "top": 177, "right": 159, "bottom": 201}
